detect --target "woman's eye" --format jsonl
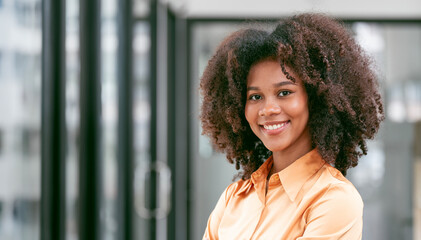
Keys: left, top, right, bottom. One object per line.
{"left": 278, "top": 90, "right": 291, "bottom": 97}
{"left": 249, "top": 94, "right": 262, "bottom": 101}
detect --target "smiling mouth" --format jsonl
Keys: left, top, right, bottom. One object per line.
{"left": 260, "top": 121, "right": 290, "bottom": 134}
{"left": 263, "top": 122, "right": 288, "bottom": 130}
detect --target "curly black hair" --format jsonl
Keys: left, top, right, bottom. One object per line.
{"left": 200, "top": 13, "right": 384, "bottom": 179}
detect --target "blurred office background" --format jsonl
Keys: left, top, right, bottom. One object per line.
{"left": 0, "top": 0, "right": 420, "bottom": 239}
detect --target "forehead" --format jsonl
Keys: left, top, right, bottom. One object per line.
{"left": 247, "top": 60, "right": 300, "bottom": 86}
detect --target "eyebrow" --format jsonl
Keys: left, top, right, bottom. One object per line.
{"left": 247, "top": 81, "right": 296, "bottom": 91}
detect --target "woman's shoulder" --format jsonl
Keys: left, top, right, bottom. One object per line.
{"left": 221, "top": 178, "right": 253, "bottom": 203}
{"left": 313, "top": 163, "right": 363, "bottom": 208}
{"left": 300, "top": 164, "right": 364, "bottom": 238}
{"left": 325, "top": 164, "right": 360, "bottom": 191}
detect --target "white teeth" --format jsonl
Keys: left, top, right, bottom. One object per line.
{"left": 263, "top": 122, "right": 287, "bottom": 130}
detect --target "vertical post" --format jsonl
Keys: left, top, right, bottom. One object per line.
{"left": 156, "top": 3, "right": 169, "bottom": 239}
{"left": 116, "top": 0, "right": 133, "bottom": 238}
{"left": 79, "top": 0, "right": 102, "bottom": 239}
{"left": 167, "top": 10, "right": 176, "bottom": 240}
{"left": 41, "top": 0, "right": 66, "bottom": 239}
{"left": 149, "top": 0, "right": 158, "bottom": 239}
{"left": 186, "top": 20, "right": 193, "bottom": 240}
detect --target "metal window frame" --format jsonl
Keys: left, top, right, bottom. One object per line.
{"left": 41, "top": 0, "right": 66, "bottom": 239}
{"left": 78, "top": 0, "right": 102, "bottom": 239}
{"left": 148, "top": 1, "right": 158, "bottom": 239}
{"left": 116, "top": 0, "right": 134, "bottom": 238}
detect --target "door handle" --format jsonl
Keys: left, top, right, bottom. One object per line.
{"left": 134, "top": 161, "right": 172, "bottom": 219}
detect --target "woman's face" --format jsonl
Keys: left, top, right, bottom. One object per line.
{"left": 245, "top": 60, "right": 311, "bottom": 154}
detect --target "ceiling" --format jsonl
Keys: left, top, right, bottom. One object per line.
{"left": 163, "top": 0, "right": 421, "bottom": 19}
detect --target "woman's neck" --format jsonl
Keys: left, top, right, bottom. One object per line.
{"left": 269, "top": 143, "right": 312, "bottom": 177}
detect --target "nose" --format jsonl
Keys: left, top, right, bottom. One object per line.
{"left": 259, "top": 100, "right": 281, "bottom": 116}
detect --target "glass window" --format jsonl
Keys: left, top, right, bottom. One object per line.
{"left": 21, "top": 128, "right": 40, "bottom": 157}
{"left": 65, "top": 0, "right": 79, "bottom": 239}
{"left": 133, "top": 20, "right": 151, "bottom": 240}
{"left": 14, "top": 0, "right": 41, "bottom": 28}
{"left": 101, "top": 0, "right": 119, "bottom": 239}
{"left": 0, "top": 0, "right": 42, "bottom": 239}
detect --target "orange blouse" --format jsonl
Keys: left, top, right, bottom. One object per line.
{"left": 203, "top": 149, "right": 363, "bottom": 240}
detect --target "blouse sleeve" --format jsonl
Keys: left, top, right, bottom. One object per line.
{"left": 298, "top": 183, "right": 364, "bottom": 240}
{"left": 202, "top": 183, "right": 236, "bottom": 240}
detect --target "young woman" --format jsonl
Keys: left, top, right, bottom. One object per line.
{"left": 200, "top": 13, "right": 384, "bottom": 239}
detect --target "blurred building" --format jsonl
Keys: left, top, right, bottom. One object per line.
{"left": 0, "top": 0, "right": 41, "bottom": 239}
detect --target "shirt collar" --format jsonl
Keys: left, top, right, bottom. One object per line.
{"left": 249, "top": 156, "right": 273, "bottom": 203}
{"left": 277, "top": 149, "right": 326, "bottom": 202}
{"left": 235, "top": 157, "right": 273, "bottom": 197}
{"left": 250, "top": 156, "right": 273, "bottom": 186}
{"left": 237, "top": 149, "right": 326, "bottom": 200}
{"left": 236, "top": 149, "right": 326, "bottom": 201}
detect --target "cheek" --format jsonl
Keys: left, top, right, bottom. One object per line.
{"left": 244, "top": 104, "right": 251, "bottom": 122}
{"left": 244, "top": 103, "right": 254, "bottom": 125}
{"left": 299, "top": 102, "right": 310, "bottom": 124}
{"left": 289, "top": 99, "right": 309, "bottom": 122}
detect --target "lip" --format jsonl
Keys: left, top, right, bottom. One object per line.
{"left": 259, "top": 120, "right": 290, "bottom": 135}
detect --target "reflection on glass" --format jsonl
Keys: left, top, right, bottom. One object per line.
{"left": 101, "top": 0, "right": 119, "bottom": 239}
{"left": 133, "top": 21, "right": 151, "bottom": 239}
{"left": 0, "top": 0, "right": 42, "bottom": 239}
{"left": 65, "top": 0, "right": 79, "bottom": 239}
{"left": 133, "top": 0, "right": 150, "bottom": 19}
